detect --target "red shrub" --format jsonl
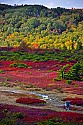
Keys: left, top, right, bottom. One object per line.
{"left": 70, "top": 100, "right": 83, "bottom": 106}
{"left": 58, "top": 112, "right": 83, "bottom": 123}
{"left": 16, "top": 98, "right": 46, "bottom": 104}
{"left": 62, "top": 97, "right": 83, "bottom": 106}
{"left": 0, "top": 104, "right": 83, "bottom": 124}
{"left": 0, "top": 60, "right": 82, "bottom": 95}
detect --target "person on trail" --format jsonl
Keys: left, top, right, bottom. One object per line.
{"left": 65, "top": 101, "right": 70, "bottom": 111}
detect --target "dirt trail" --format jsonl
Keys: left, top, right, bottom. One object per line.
{"left": 0, "top": 86, "right": 83, "bottom": 114}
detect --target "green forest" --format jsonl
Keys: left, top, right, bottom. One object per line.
{"left": 0, "top": 4, "right": 83, "bottom": 50}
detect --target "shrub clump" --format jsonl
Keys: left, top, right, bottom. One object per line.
{"left": 0, "top": 70, "right": 4, "bottom": 73}
{"left": 66, "top": 80, "right": 72, "bottom": 84}
{"left": 10, "top": 63, "right": 28, "bottom": 68}
{"left": 62, "top": 97, "right": 83, "bottom": 106}
{"left": 16, "top": 98, "right": 46, "bottom": 104}
{"left": 58, "top": 62, "right": 82, "bottom": 81}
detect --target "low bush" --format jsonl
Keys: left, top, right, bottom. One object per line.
{"left": 35, "top": 120, "right": 82, "bottom": 125}
{"left": 70, "top": 100, "right": 83, "bottom": 106}
{"left": 66, "top": 80, "right": 72, "bottom": 84}
{"left": 0, "top": 104, "right": 83, "bottom": 125}
{"left": 53, "top": 78, "right": 61, "bottom": 82}
{"left": 0, "top": 70, "right": 4, "bottom": 74}
{"left": 10, "top": 63, "right": 28, "bottom": 68}
{"left": 0, "top": 111, "right": 24, "bottom": 125}
{"left": 12, "top": 112, "right": 24, "bottom": 119}
{"left": 16, "top": 98, "right": 46, "bottom": 104}
{"left": 62, "top": 97, "right": 83, "bottom": 106}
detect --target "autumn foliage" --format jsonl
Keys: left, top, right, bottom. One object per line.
{"left": 0, "top": 104, "right": 83, "bottom": 124}
{"left": 16, "top": 97, "right": 46, "bottom": 104}
{"left": 62, "top": 97, "right": 83, "bottom": 106}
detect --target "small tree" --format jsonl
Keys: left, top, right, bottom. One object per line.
{"left": 64, "top": 62, "right": 81, "bottom": 80}
{"left": 58, "top": 62, "right": 81, "bottom": 81}
{"left": 67, "top": 62, "right": 81, "bottom": 80}
{"left": 58, "top": 65, "right": 67, "bottom": 79}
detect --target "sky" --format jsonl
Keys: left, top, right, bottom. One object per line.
{"left": 0, "top": 0, "right": 83, "bottom": 9}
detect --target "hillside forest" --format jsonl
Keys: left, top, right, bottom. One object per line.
{"left": 0, "top": 4, "right": 83, "bottom": 51}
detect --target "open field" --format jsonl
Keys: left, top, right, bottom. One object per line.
{"left": 0, "top": 59, "right": 83, "bottom": 124}
{"left": 0, "top": 60, "right": 83, "bottom": 94}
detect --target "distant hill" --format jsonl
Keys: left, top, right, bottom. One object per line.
{"left": 0, "top": 4, "right": 83, "bottom": 50}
